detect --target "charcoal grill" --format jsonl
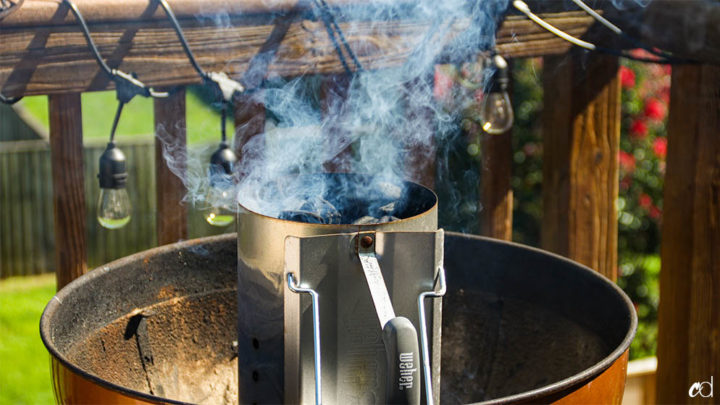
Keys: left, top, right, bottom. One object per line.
{"left": 42, "top": 223, "right": 635, "bottom": 404}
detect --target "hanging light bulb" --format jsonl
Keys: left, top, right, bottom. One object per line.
{"left": 481, "top": 54, "right": 514, "bottom": 135}
{"left": 202, "top": 102, "right": 238, "bottom": 227}
{"left": 203, "top": 141, "right": 237, "bottom": 227}
{"left": 97, "top": 141, "right": 131, "bottom": 229}
{"left": 97, "top": 102, "right": 131, "bottom": 229}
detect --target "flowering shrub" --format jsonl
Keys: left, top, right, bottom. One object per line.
{"left": 615, "top": 56, "right": 670, "bottom": 359}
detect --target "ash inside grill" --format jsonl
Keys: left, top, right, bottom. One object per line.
{"left": 275, "top": 174, "right": 436, "bottom": 225}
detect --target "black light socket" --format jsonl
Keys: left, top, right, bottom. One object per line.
{"left": 209, "top": 141, "right": 237, "bottom": 187}
{"left": 98, "top": 142, "right": 128, "bottom": 189}
{"left": 487, "top": 54, "right": 509, "bottom": 94}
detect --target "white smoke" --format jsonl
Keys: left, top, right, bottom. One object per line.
{"left": 157, "top": 0, "right": 511, "bottom": 221}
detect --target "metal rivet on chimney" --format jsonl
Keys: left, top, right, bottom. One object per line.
{"left": 360, "top": 235, "right": 373, "bottom": 248}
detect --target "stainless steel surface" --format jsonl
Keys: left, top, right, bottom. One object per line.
{"left": 286, "top": 273, "right": 323, "bottom": 405}
{"left": 358, "top": 233, "right": 396, "bottom": 328}
{"left": 237, "top": 175, "right": 439, "bottom": 404}
{"left": 284, "top": 230, "right": 443, "bottom": 404}
{"left": 418, "top": 266, "right": 447, "bottom": 405}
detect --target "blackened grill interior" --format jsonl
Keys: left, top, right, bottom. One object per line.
{"left": 276, "top": 174, "right": 436, "bottom": 224}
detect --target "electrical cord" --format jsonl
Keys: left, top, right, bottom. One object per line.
{"left": 310, "top": 0, "right": 363, "bottom": 74}
{"left": 156, "top": 0, "right": 244, "bottom": 104}
{"left": 512, "top": 0, "right": 691, "bottom": 65}
{"left": 62, "top": 0, "right": 168, "bottom": 100}
{"left": 156, "top": 0, "right": 208, "bottom": 80}
{"left": 109, "top": 102, "right": 124, "bottom": 143}
{"left": 0, "top": 93, "right": 22, "bottom": 105}
{"left": 0, "top": 0, "right": 23, "bottom": 20}
{"left": 220, "top": 102, "right": 227, "bottom": 143}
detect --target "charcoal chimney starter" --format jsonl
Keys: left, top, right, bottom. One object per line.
{"left": 236, "top": 173, "right": 441, "bottom": 404}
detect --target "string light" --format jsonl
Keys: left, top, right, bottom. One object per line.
{"left": 157, "top": 0, "right": 245, "bottom": 227}
{"left": 97, "top": 103, "right": 131, "bottom": 229}
{"left": 480, "top": 54, "right": 514, "bottom": 135}
{"left": 63, "top": 0, "right": 167, "bottom": 229}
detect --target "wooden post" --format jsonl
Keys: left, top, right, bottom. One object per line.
{"left": 321, "top": 74, "right": 352, "bottom": 173}
{"left": 656, "top": 64, "right": 720, "bottom": 404}
{"left": 541, "top": 52, "right": 620, "bottom": 281}
{"left": 233, "top": 93, "right": 265, "bottom": 160}
{"left": 404, "top": 76, "right": 437, "bottom": 189}
{"left": 480, "top": 131, "right": 513, "bottom": 240}
{"left": 154, "top": 88, "right": 188, "bottom": 246}
{"left": 49, "top": 93, "right": 87, "bottom": 290}
{"left": 479, "top": 63, "right": 513, "bottom": 240}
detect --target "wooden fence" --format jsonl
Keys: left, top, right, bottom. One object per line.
{"left": 0, "top": 138, "right": 228, "bottom": 278}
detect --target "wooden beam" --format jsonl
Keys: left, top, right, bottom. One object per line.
{"left": 404, "top": 76, "right": 437, "bottom": 189}
{"left": 233, "top": 93, "right": 265, "bottom": 179}
{"left": 49, "top": 93, "right": 87, "bottom": 289}
{"left": 480, "top": 131, "right": 513, "bottom": 240}
{"left": 541, "top": 51, "right": 620, "bottom": 281}
{"left": 479, "top": 62, "right": 513, "bottom": 241}
{"left": 656, "top": 64, "right": 720, "bottom": 404}
{"left": 233, "top": 94, "right": 265, "bottom": 154}
{"left": 0, "top": 9, "right": 596, "bottom": 97}
{"left": 154, "top": 87, "right": 188, "bottom": 245}
{"left": 321, "top": 74, "right": 352, "bottom": 173}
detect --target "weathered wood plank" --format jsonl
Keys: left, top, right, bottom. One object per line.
{"left": 404, "top": 75, "right": 436, "bottom": 189}
{"left": 233, "top": 94, "right": 265, "bottom": 151}
{"left": 479, "top": 62, "right": 513, "bottom": 240}
{"left": 541, "top": 51, "right": 620, "bottom": 281}
{"left": 656, "top": 64, "right": 720, "bottom": 404}
{"left": 321, "top": 74, "right": 352, "bottom": 173}
{"left": 480, "top": 131, "right": 513, "bottom": 240}
{"left": 49, "top": 93, "right": 87, "bottom": 289}
{"left": 154, "top": 87, "right": 187, "bottom": 245}
{"left": 0, "top": 10, "right": 595, "bottom": 97}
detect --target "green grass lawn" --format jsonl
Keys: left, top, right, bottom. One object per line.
{"left": 0, "top": 274, "right": 56, "bottom": 405}
{"left": 19, "top": 87, "right": 232, "bottom": 145}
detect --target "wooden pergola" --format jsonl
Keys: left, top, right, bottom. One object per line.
{"left": 1, "top": 1, "right": 718, "bottom": 402}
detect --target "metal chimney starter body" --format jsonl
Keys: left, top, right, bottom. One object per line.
{"left": 236, "top": 174, "right": 440, "bottom": 404}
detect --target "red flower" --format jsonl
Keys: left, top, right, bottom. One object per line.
{"left": 619, "top": 151, "right": 636, "bottom": 172}
{"left": 659, "top": 86, "right": 671, "bottom": 104}
{"left": 649, "top": 205, "right": 662, "bottom": 220}
{"left": 638, "top": 193, "right": 652, "bottom": 209}
{"left": 433, "top": 66, "right": 454, "bottom": 101}
{"left": 620, "top": 66, "right": 636, "bottom": 89}
{"left": 644, "top": 98, "right": 666, "bottom": 121}
{"left": 620, "top": 176, "right": 632, "bottom": 191}
{"left": 630, "top": 119, "right": 648, "bottom": 139}
{"left": 653, "top": 137, "right": 668, "bottom": 159}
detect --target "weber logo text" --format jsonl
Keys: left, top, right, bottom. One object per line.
{"left": 689, "top": 376, "right": 714, "bottom": 398}
{"left": 398, "top": 352, "right": 417, "bottom": 390}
